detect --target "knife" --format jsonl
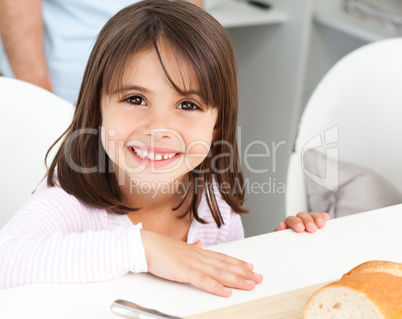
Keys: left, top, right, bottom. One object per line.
{"left": 111, "top": 299, "right": 183, "bottom": 319}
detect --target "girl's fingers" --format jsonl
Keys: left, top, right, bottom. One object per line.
{"left": 201, "top": 256, "right": 263, "bottom": 284}
{"left": 284, "top": 216, "right": 306, "bottom": 232}
{"left": 200, "top": 253, "right": 263, "bottom": 285}
{"left": 188, "top": 270, "right": 232, "bottom": 297}
{"left": 295, "top": 212, "right": 315, "bottom": 230}
{"left": 275, "top": 222, "right": 287, "bottom": 231}
{"left": 286, "top": 212, "right": 329, "bottom": 232}
{"left": 187, "top": 262, "right": 261, "bottom": 296}
{"left": 201, "top": 249, "right": 254, "bottom": 273}
{"left": 308, "top": 212, "right": 329, "bottom": 229}
{"left": 321, "top": 212, "right": 330, "bottom": 221}
{"left": 204, "top": 264, "right": 257, "bottom": 290}
{"left": 188, "top": 250, "right": 263, "bottom": 293}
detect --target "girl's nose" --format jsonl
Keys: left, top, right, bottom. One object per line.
{"left": 141, "top": 109, "right": 176, "bottom": 138}
{"left": 149, "top": 127, "right": 177, "bottom": 139}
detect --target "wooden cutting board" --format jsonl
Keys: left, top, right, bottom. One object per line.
{"left": 185, "top": 281, "right": 332, "bottom": 319}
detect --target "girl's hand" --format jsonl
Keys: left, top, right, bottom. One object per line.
{"left": 140, "top": 230, "right": 263, "bottom": 297}
{"left": 275, "top": 212, "right": 330, "bottom": 233}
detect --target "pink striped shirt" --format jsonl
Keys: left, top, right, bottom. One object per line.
{"left": 0, "top": 182, "right": 244, "bottom": 289}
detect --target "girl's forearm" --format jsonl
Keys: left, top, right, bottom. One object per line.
{"left": 0, "top": 225, "right": 146, "bottom": 289}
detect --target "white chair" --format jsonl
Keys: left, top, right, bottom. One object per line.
{"left": 0, "top": 77, "right": 74, "bottom": 227}
{"left": 286, "top": 38, "right": 402, "bottom": 216}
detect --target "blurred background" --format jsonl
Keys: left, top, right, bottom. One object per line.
{"left": 206, "top": 0, "right": 402, "bottom": 236}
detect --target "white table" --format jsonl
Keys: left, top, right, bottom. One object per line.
{"left": 0, "top": 205, "right": 401, "bottom": 318}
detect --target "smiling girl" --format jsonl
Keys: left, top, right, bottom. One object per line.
{"left": 0, "top": 0, "right": 328, "bottom": 295}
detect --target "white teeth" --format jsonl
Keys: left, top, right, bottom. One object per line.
{"left": 131, "top": 147, "right": 177, "bottom": 161}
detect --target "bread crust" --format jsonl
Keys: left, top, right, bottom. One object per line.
{"left": 345, "top": 260, "right": 402, "bottom": 277}
{"left": 304, "top": 261, "right": 402, "bottom": 319}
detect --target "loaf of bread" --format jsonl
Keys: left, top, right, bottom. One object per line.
{"left": 304, "top": 260, "right": 402, "bottom": 319}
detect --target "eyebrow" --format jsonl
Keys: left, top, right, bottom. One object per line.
{"left": 182, "top": 89, "right": 202, "bottom": 97}
{"left": 113, "top": 85, "right": 151, "bottom": 95}
{"left": 113, "top": 85, "right": 202, "bottom": 98}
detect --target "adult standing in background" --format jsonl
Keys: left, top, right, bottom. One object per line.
{"left": 0, "top": 0, "right": 203, "bottom": 104}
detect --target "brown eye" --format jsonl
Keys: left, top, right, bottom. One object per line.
{"left": 177, "top": 101, "right": 200, "bottom": 111}
{"left": 126, "top": 95, "right": 146, "bottom": 105}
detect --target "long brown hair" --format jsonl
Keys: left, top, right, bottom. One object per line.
{"left": 47, "top": 0, "right": 248, "bottom": 227}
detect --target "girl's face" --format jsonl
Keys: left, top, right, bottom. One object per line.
{"left": 101, "top": 46, "right": 218, "bottom": 194}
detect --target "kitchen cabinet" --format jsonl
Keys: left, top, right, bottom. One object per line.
{"left": 209, "top": 0, "right": 313, "bottom": 236}
{"left": 304, "top": 0, "right": 402, "bottom": 108}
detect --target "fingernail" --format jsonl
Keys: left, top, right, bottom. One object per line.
{"left": 254, "top": 273, "right": 262, "bottom": 279}
{"left": 307, "top": 222, "right": 317, "bottom": 230}
{"left": 245, "top": 280, "right": 254, "bottom": 285}
{"left": 295, "top": 223, "right": 304, "bottom": 229}
{"left": 246, "top": 263, "right": 254, "bottom": 270}
{"left": 223, "top": 287, "right": 232, "bottom": 294}
{"left": 317, "top": 218, "right": 325, "bottom": 226}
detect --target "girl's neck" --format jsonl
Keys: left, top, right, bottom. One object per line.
{"left": 120, "top": 174, "right": 190, "bottom": 213}
{"left": 121, "top": 175, "right": 193, "bottom": 241}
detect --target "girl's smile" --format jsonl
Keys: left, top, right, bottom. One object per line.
{"left": 129, "top": 146, "right": 179, "bottom": 161}
{"left": 127, "top": 145, "right": 183, "bottom": 170}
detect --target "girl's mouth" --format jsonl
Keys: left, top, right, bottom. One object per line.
{"left": 129, "top": 146, "right": 180, "bottom": 161}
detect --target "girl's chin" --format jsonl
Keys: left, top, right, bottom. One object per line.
{"left": 123, "top": 174, "right": 189, "bottom": 197}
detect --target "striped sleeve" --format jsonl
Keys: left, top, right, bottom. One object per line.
{"left": 227, "top": 212, "right": 245, "bottom": 241}
{"left": 0, "top": 187, "right": 147, "bottom": 289}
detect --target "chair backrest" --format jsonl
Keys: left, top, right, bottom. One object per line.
{"left": 0, "top": 77, "right": 74, "bottom": 227}
{"left": 286, "top": 38, "right": 402, "bottom": 216}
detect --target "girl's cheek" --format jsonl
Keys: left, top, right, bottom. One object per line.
{"left": 184, "top": 144, "right": 211, "bottom": 170}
